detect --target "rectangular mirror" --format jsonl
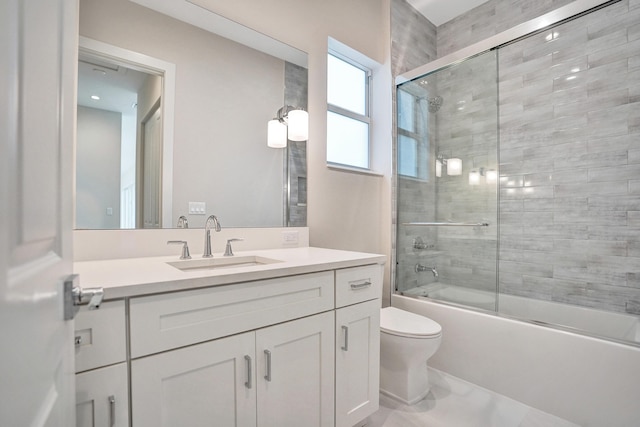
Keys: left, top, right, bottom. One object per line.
{"left": 76, "top": 0, "right": 308, "bottom": 229}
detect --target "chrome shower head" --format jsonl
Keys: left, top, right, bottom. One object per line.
{"left": 428, "top": 95, "right": 443, "bottom": 113}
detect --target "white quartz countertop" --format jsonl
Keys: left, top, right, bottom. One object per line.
{"left": 74, "top": 247, "right": 386, "bottom": 299}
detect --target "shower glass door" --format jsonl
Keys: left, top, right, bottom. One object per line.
{"left": 395, "top": 51, "right": 499, "bottom": 311}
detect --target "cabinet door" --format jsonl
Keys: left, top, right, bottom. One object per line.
{"left": 131, "top": 332, "right": 256, "bottom": 427}
{"left": 335, "top": 300, "right": 380, "bottom": 427}
{"left": 256, "top": 311, "right": 335, "bottom": 427}
{"left": 76, "top": 363, "right": 129, "bottom": 427}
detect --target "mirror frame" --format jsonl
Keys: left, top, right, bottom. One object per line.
{"left": 77, "top": 36, "right": 176, "bottom": 228}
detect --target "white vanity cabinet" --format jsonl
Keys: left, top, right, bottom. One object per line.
{"left": 74, "top": 249, "right": 385, "bottom": 427}
{"left": 74, "top": 301, "right": 128, "bottom": 427}
{"left": 334, "top": 265, "right": 382, "bottom": 427}
{"left": 76, "top": 363, "right": 129, "bottom": 427}
{"left": 132, "top": 311, "right": 335, "bottom": 427}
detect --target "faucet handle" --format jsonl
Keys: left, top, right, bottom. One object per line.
{"left": 224, "top": 238, "right": 244, "bottom": 257}
{"left": 167, "top": 240, "right": 191, "bottom": 260}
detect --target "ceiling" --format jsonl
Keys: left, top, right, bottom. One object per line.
{"left": 406, "top": 0, "right": 491, "bottom": 26}
{"left": 77, "top": 54, "right": 149, "bottom": 116}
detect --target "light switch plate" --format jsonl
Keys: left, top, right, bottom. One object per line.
{"left": 188, "top": 202, "right": 206, "bottom": 215}
{"left": 282, "top": 230, "right": 299, "bottom": 245}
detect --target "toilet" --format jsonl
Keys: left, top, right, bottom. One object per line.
{"left": 379, "top": 307, "right": 442, "bottom": 405}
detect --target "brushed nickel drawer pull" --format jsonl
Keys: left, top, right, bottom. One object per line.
{"left": 341, "top": 326, "right": 349, "bottom": 351}
{"left": 350, "top": 281, "right": 372, "bottom": 290}
{"left": 244, "top": 355, "right": 252, "bottom": 389}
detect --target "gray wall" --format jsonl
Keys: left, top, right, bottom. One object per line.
{"left": 284, "top": 62, "right": 308, "bottom": 227}
{"left": 497, "top": 1, "right": 640, "bottom": 313}
{"left": 437, "top": 0, "right": 575, "bottom": 57}
{"left": 76, "top": 106, "right": 122, "bottom": 229}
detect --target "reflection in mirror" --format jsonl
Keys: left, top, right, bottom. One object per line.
{"left": 76, "top": 48, "right": 167, "bottom": 229}
{"left": 76, "top": 0, "right": 308, "bottom": 230}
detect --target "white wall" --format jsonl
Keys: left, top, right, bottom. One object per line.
{"left": 192, "top": 0, "right": 394, "bottom": 296}
{"left": 393, "top": 294, "right": 640, "bottom": 426}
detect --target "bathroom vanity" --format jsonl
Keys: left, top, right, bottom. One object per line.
{"left": 73, "top": 247, "right": 385, "bottom": 427}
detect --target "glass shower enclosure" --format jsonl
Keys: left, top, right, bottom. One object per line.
{"left": 394, "top": 0, "right": 640, "bottom": 346}
{"left": 396, "top": 51, "right": 499, "bottom": 311}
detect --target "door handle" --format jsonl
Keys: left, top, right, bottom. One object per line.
{"left": 63, "top": 274, "right": 104, "bottom": 320}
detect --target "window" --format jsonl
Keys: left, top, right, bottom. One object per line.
{"left": 397, "top": 88, "right": 428, "bottom": 180}
{"left": 327, "top": 52, "right": 371, "bottom": 169}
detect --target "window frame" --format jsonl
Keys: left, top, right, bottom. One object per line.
{"left": 326, "top": 50, "right": 372, "bottom": 170}
{"left": 397, "top": 87, "right": 429, "bottom": 181}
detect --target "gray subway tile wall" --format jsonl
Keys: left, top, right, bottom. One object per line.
{"left": 498, "top": 0, "right": 640, "bottom": 313}
{"left": 392, "top": 0, "right": 640, "bottom": 316}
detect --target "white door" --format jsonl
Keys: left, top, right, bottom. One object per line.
{"left": 141, "top": 106, "right": 162, "bottom": 228}
{"left": 256, "top": 311, "right": 335, "bottom": 427}
{"left": 131, "top": 332, "right": 256, "bottom": 427}
{"left": 335, "top": 300, "right": 380, "bottom": 427}
{"left": 0, "top": 0, "right": 77, "bottom": 425}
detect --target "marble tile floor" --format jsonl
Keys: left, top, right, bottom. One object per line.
{"left": 364, "top": 369, "right": 579, "bottom": 427}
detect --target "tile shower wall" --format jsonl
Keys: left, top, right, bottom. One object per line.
{"left": 498, "top": 0, "right": 640, "bottom": 313}
{"left": 394, "top": 0, "right": 640, "bottom": 315}
{"left": 391, "top": 0, "right": 437, "bottom": 291}
{"left": 431, "top": 53, "right": 499, "bottom": 293}
{"left": 437, "top": 0, "right": 575, "bottom": 57}
{"left": 284, "top": 62, "right": 308, "bottom": 227}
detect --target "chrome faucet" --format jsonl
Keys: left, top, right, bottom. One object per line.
{"left": 177, "top": 215, "right": 189, "bottom": 228}
{"left": 415, "top": 263, "right": 438, "bottom": 277}
{"left": 203, "top": 215, "right": 221, "bottom": 258}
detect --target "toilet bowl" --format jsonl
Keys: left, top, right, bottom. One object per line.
{"left": 379, "top": 307, "right": 442, "bottom": 405}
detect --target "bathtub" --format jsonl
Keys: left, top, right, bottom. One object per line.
{"left": 402, "top": 283, "right": 640, "bottom": 343}
{"left": 392, "top": 290, "right": 640, "bottom": 426}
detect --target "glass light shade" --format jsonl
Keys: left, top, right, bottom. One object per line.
{"left": 485, "top": 169, "right": 498, "bottom": 184}
{"left": 435, "top": 159, "right": 442, "bottom": 178}
{"left": 287, "top": 109, "right": 309, "bottom": 141}
{"left": 469, "top": 170, "right": 480, "bottom": 185}
{"left": 447, "top": 158, "right": 462, "bottom": 176}
{"left": 267, "top": 119, "right": 287, "bottom": 148}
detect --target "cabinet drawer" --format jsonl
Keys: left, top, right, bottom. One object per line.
{"left": 75, "top": 300, "right": 126, "bottom": 373}
{"left": 129, "top": 271, "right": 334, "bottom": 358}
{"left": 335, "top": 264, "right": 383, "bottom": 308}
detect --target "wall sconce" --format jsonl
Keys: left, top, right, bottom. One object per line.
{"left": 469, "top": 169, "right": 480, "bottom": 185}
{"left": 446, "top": 158, "right": 462, "bottom": 175}
{"left": 468, "top": 167, "right": 498, "bottom": 185}
{"left": 436, "top": 154, "right": 462, "bottom": 176}
{"left": 267, "top": 105, "right": 309, "bottom": 148}
{"left": 485, "top": 169, "right": 497, "bottom": 184}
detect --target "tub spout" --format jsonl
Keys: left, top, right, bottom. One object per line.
{"left": 415, "top": 263, "right": 438, "bottom": 277}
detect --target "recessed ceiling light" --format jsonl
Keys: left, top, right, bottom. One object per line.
{"left": 90, "top": 95, "right": 100, "bottom": 100}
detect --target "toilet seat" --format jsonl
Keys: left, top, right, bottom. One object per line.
{"left": 381, "top": 307, "right": 442, "bottom": 338}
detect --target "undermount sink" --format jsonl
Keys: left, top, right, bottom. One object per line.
{"left": 167, "top": 255, "right": 283, "bottom": 272}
